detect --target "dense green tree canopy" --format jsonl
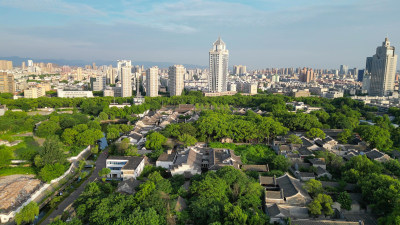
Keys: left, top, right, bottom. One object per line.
{"left": 145, "top": 132, "right": 167, "bottom": 151}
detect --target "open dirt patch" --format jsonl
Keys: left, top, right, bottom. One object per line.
{"left": 0, "top": 175, "right": 43, "bottom": 213}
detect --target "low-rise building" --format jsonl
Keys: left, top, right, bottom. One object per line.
{"left": 57, "top": 89, "right": 93, "bottom": 98}
{"left": 106, "top": 156, "right": 146, "bottom": 180}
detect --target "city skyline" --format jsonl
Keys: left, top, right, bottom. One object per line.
{"left": 0, "top": 0, "right": 400, "bottom": 69}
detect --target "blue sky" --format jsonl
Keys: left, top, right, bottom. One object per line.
{"left": 0, "top": 0, "right": 399, "bottom": 69}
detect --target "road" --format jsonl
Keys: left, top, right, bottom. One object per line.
{"left": 41, "top": 149, "right": 109, "bottom": 225}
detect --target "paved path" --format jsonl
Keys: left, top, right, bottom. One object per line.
{"left": 41, "top": 149, "right": 109, "bottom": 225}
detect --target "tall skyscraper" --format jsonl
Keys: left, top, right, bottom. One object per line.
{"left": 146, "top": 66, "right": 159, "bottom": 97}
{"left": 76, "top": 67, "right": 83, "bottom": 81}
{"left": 21, "top": 62, "right": 26, "bottom": 70}
{"left": 365, "top": 57, "right": 373, "bottom": 73}
{"left": 168, "top": 65, "right": 185, "bottom": 96}
{"left": 27, "top": 60, "right": 33, "bottom": 67}
{"left": 106, "top": 65, "right": 115, "bottom": 84}
{"left": 208, "top": 37, "right": 229, "bottom": 92}
{"left": 369, "top": 37, "right": 398, "bottom": 96}
{"left": 121, "top": 66, "right": 132, "bottom": 97}
{"left": 92, "top": 62, "right": 97, "bottom": 70}
{"left": 0, "top": 72, "right": 15, "bottom": 93}
{"left": 339, "top": 65, "right": 348, "bottom": 75}
{"left": 46, "top": 63, "right": 53, "bottom": 73}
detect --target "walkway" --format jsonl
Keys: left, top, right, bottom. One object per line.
{"left": 40, "top": 149, "right": 109, "bottom": 225}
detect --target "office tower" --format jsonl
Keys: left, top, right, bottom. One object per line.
{"left": 352, "top": 68, "right": 358, "bottom": 79}
{"left": 92, "top": 62, "right": 97, "bottom": 70}
{"left": 76, "top": 67, "right": 83, "bottom": 81}
{"left": 369, "top": 37, "right": 398, "bottom": 96}
{"left": 299, "top": 67, "right": 315, "bottom": 83}
{"left": 358, "top": 69, "right": 365, "bottom": 82}
{"left": 27, "top": 60, "right": 33, "bottom": 67}
{"left": 92, "top": 75, "right": 106, "bottom": 91}
{"left": 0, "top": 72, "right": 15, "bottom": 93}
{"left": 362, "top": 74, "right": 371, "bottom": 93}
{"left": 339, "top": 65, "right": 348, "bottom": 75}
{"left": 365, "top": 57, "right": 373, "bottom": 73}
{"left": 121, "top": 66, "right": 132, "bottom": 97}
{"left": 117, "top": 60, "right": 131, "bottom": 81}
{"left": 168, "top": 65, "right": 185, "bottom": 96}
{"left": 21, "top": 62, "right": 26, "bottom": 70}
{"left": 208, "top": 37, "right": 229, "bottom": 92}
{"left": 0, "top": 60, "right": 13, "bottom": 70}
{"left": 146, "top": 66, "right": 159, "bottom": 97}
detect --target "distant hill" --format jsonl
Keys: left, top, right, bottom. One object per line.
{"left": 0, "top": 56, "right": 207, "bottom": 69}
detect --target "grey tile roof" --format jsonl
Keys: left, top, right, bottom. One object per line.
{"left": 316, "top": 166, "right": 329, "bottom": 176}
{"left": 157, "top": 150, "right": 176, "bottom": 162}
{"left": 365, "top": 149, "right": 384, "bottom": 160}
{"left": 267, "top": 204, "right": 289, "bottom": 217}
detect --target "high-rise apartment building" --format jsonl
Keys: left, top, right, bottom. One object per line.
{"left": 146, "top": 66, "right": 159, "bottom": 97}
{"left": 24, "top": 87, "right": 46, "bottom": 99}
{"left": 21, "top": 62, "right": 26, "bottom": 70}
{"left": 46, "top": 63, "right": 53, "bottom": 73}
{"left": 117, "top": 60, "right": 131, "bottom": 81}
{"left": 233, "top": 65, "right": 247, "bottom": 75}
{"left": 106, "top": 65, "right": 115, "bottom": 84}
{"left": 369, "top": 38, "right": 398, "bottom": 96}
{"left": 168, "top": 65, "right": 185, "bottom": 96}
{"left": 121, "top": 66, "right": 132, "bottom": 97}
{"left": 0, "top": 72, "right": 15, "bottom": 93}
{"left": 92, "top": 75, "right": 106, "bottom": 91}
{"left": 92, "top": 62, "right": 97, "bottom": 70}
{"left": 208, "top": 37, "right": 229, "bottom": 92}
{"left": 299, "top": 67, "right": 315, "bottom": 83}
{"left": 27, "top": 60, "right": 33, "bottom": 67}
{"left": 76, "top": 67, "right": 83, "bottom": 81}
{"left": 0, "top": 60, "right": 13, "bottom": 70}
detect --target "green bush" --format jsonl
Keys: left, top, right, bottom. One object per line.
{"left": 39, "top": 163, "right": 66, "bottom": 182}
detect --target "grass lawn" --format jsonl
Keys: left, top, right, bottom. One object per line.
{"left": 0, "top": 167, "right": 37, "bottom": 177}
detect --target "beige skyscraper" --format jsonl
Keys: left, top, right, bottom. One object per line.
{"left": 209, "top": 37, "right": 229, "bottom": 92}
{"left": 22, "top": 62, "right": 26, "bottom": 70}
{"left": 369, "top": 38, "right": 398, "bottom": 96}
{"left": 0, "top": 72, "right": 15, "bottom": 93}
{"left": 76, "top": 67, "right": 83, "bottom": 81}
{"left": 106, "top": 65, "right": 115, "bottom": 84}
{"left": 121, "top": 66, "right": 132, "bottom": 97}
{"left": 46, "top": 63, "right": 53, "bottom": 73}
{"left": 168, "top": 65, "right": 185, "bottom": 96}
{"left": 146, "top": 66, "right": 159, "bottom": 97}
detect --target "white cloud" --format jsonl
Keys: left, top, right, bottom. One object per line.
{"left": 0, "top": 0, "right": 106, "bottom": 16}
